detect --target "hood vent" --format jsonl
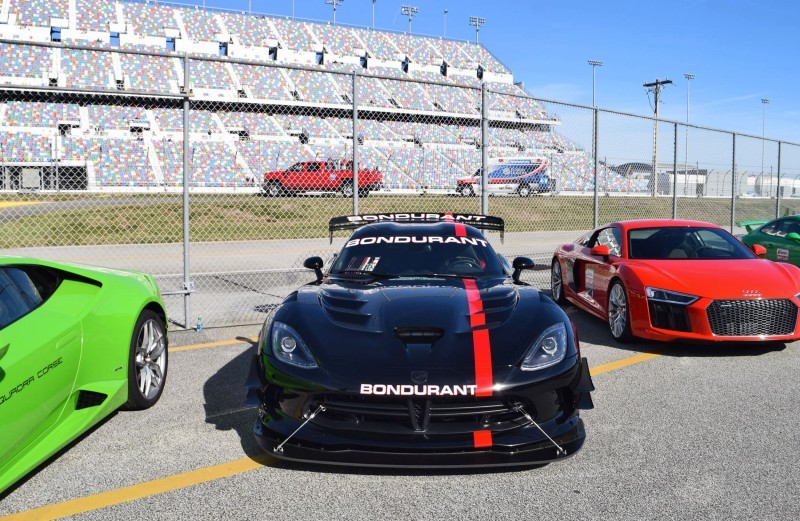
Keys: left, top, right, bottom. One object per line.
{"left": 393, "top": 327, "right": 444, "bottom": 342}
{"left": 474, "top": 287, "right": 518, "bottom": 325}
{"left": 319, "top": 289, "right": 372, "bottom": 326}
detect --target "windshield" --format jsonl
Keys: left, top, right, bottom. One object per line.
{"left": 330, "top": 234, "right": 506, "bottom": 278}
{"left": 628, "top": 227, "right": 756, "bottom": 260}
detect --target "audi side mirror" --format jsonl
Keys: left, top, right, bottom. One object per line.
{"left": 590, "top": 245, "right": 610, "bottom": 257}
{"left": 751, "top": 244, "right": 767, "bottom": 256}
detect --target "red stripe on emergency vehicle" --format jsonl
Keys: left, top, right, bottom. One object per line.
{"left": 463, "top": 279, "right": 493, "bottom": 397}
{"left": 473, "top": 430, "right": 493, "bottom": 448}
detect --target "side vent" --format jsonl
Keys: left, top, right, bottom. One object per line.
{"left": 76, "top": 390, "right": 108, "bottom": 410}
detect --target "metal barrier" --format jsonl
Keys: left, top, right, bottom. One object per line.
{"left": 1, "top": 39, "right": 798, "bottom": 328}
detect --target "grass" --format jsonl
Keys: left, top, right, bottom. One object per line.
{"left": 1, "top": 192, "right": 796, "bottom": 248}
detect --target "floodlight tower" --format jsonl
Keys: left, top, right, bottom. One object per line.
{"left": 401, "top": 5, "right": 419, "bottom": 34}
{"left": 644, "top": 78, "right": 673, "bottom": 196}
{"left": 684, "top": 73, "right": 695, "bottom": 194}
{"left": 469, "top": 16, "right": 485, "bottom": 44}
{"left": 443, "top": 9, "right": 448, "bottom": 37}
{"left": 372, "top": 0, "right": 376, "bottom": 29}
{"left": 325, "top": 0, "right": 344, "bottom": 25}
{"left": 588, "top": 60, "right": 603, "bottom": 107}
{"left": 761, "top": 98, "right": 770, "bottom": 196}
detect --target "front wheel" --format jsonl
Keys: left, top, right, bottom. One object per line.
{"left": 607, "top": 281, "right": 633, "bottom": 343}
{"left": 341, "top": 182, "right": 354, "bottom": 198}
{"left": 124, "top": 310, "right": 168, "bottom": 410}
{"left": 518, "top": 184, "right": 532, "bottom": 197}
{"left": 265, "top": 182, "right": 284, "bottom": 197}
{"left": 550, "top": 259, "right": 567, "bottom": 304}
{"left": 358, "top": 188, "right": 370, "bottom": 197}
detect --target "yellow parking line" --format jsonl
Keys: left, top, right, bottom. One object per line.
{"left": 0, "top": 455, "right": 273, "bottom": 521}
{"left": 170, "top": 338, "right": 257, "bottom": 352}
{"left": 2, "top": 351, "right": 661, "bottom": 520}
{"left": 0, "top": 201, "right": 44, "bottom": 209}
{"left": 589, "top": 352, "right": 661, "bottom": 376}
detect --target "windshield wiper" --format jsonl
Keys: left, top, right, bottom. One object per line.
{"left": 409, "top": 273, "right": 477, "bottom": 280}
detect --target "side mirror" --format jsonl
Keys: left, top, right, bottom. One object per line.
{"left": 590, "top": 244, "right": 610, "bottom": 257}
{"left": 512, "top": 256, "right": 535, "bottom": 283}
{"left": 303, "top": 256, "right": 324, "bottom": 282}
{"left": 787, "top": 232, "right": 800, "bottom": 243}
{"left": 751, "top": 244, "right": 767, "bottom": 257}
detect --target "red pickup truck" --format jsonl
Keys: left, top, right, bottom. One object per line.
{"left": 262, "top": 160, "right": 383, "bottom": 197}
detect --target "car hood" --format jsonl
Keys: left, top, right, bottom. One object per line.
{"left": 274, "top": 278, "right": 566, "bottom": 372}
{"left": 625, "top": 258, "right": 800, "bottom": 299}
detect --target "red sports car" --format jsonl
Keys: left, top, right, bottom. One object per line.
{"left": 550, "top": 219, "right": 800, "bottom": 343}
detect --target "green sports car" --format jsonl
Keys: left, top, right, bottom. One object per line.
{"left": 0, "top": 257, "right": 168, "bottom": 494}
{"left": 740, "top": 215, "right": 800, "bottom": 265}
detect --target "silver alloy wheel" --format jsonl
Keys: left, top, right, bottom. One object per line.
{"left": 341, "top": 183, "right": 354, "bottom": 197}
{"left": 518, "top": 184, "right": 531, "bottom": 197}
{"left": 608, "top": 283, "right": 628, "bottom": 339}
{"left": 134, "top": 319, "right": 167, "bottom": 400}
{"left": 551, "top": 260, "right": 563, "bottom": 301}
{"left": 267, "top": 183, "right": 281, "bottom": 197}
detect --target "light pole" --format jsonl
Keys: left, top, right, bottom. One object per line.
{"left": 469, "top": 16, "right": 485, "bottom": 44}
{"left": 401, "top": 5, "right": 419, "bottom": 34}
{"left": 684, "top": 73, "right": 695, "bottom": 195}
{"left": 588, "top": 60, "right": 602, "bottom": 107}
{"left": 761, "top": 98, "right": 770, "bottom": 196}
{"left": 372, "top": 0, "right": 376, "bottom": 29}
{"left": 443, "top": 9, "right": 448, "bottom": 37}
{"left": 326, "top": 0, "right": 344, "bottom": 25}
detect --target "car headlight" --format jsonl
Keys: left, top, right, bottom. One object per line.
{"left": 520, "top": 322, "right": 568, "bottom": 371}
{"left": 271, "top": 321, "right": 318, "bottom": 369}
{"left": 646, "top": 287, "right": 699, "bottom": 305}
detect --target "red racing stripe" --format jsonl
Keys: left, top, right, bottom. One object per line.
{"left": 473, "top": 430, "right": 493, "bottom": 448}
{"left": 463, "top": 279, "right": 493, "bottom": 397}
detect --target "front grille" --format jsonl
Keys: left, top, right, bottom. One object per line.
{"left": 706, "top": 299, "right": 797, "bottom": 336}
{"left": 306, "top": 395, "right": 531, "bottom": 436}
{"left": 649, "top": 301, "right": 692, "bottom": 332}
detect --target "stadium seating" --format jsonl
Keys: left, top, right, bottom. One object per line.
{"left": 5, "top": 102, "right": 79, "bottom": 127}
{"left": 9, "top": 0, "right": 68, "bottom": 27}
{"left": 0, "top": 1, "right": 632, "bottom": 194}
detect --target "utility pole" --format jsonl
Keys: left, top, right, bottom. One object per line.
{"left": 644, "top": 78, "right": 672, "bottom": 196}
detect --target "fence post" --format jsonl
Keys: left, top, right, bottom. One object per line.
{"left": 592, "top": 107, "right": 599, "bottom": 228}
{"left": 776, "top": 141, "right": 782, "bottom": 218}
{"left": 480, "top": 82, "right": 488, "bottom": 215}
{"left": 672, "top": 122, "right": 678, "bottom": 219}
{"left": 352, "top": 70, "right": 359, "bottom": 215}
{"left": 182, "top": 52, "right": 193, "bottom": 329}
{"left": 730, "top": 133, "right": 736, "bottom": 232}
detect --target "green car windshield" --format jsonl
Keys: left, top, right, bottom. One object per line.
{"left": 628, "top": 227, "right": 755, "bottom": 260}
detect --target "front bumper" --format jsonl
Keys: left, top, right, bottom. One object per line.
{"left": 249, "top": 358, "right": 594, "bottom": 468}
{"left": 254, "top": 416, "right": 585, "bottom": 468}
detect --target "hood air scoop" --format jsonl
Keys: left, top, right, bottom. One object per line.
{"left": 394, "top": 327, "right": 444, "bottom": 365}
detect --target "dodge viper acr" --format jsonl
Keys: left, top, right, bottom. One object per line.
{"left": 0, "top": 257, "right": 168, "bottom": 494}
{"left": 246, "top": 213, "right": 595, "bottom": 468}
{"left": 551, "top": 219, "right": 800, "bottom": 343}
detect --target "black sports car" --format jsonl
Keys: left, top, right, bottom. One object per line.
{"left": 247, "top": 213, "right": 594, "bottom": 467}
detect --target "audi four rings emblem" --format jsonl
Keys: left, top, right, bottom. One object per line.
{"left": 741, "top": 289, "right": 761, "bottom": 297}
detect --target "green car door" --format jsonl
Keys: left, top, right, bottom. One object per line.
{"left": 744, "top": 217, "right": 800, "bottom": 265}
{"left": 0, "top": 266, "right": 81, "bottom": 470}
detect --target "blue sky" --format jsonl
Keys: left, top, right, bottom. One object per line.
{"left": 184, "top": 0, "right": 798, "bottom": 143}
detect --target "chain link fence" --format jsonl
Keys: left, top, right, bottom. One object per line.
{"left": 1, "top": 39, "right": 798, "bottom": 328}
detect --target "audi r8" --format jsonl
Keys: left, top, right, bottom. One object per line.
{"left": 247, "top": 213, "right": 594, "bottom": 467}
{"left": 551, "top": 219, "right": 800, "bottom": 342}
{"left": 0, "top": 257, "right": 168, "bottom": 494}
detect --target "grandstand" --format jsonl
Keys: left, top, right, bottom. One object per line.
{"left": 0, "top": 0, "right": 643, "bottom": 193}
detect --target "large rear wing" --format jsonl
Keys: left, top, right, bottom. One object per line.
{"left": 737, "top": 220, "right": 768, "bottom": 234}
{"left": 328, "top": 213, "right": 505, "bottom": 243}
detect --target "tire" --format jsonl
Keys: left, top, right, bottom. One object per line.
{"left": 124, "top": 310, "right": 168, "bottom": 410}
{"left": 518, "top": 184, "right": 532, "bottom": 197}
{"left": 358, "top": 188, "right": 369, "bottom": 197}
{"left": 550, "top": 258, "right": 567, "bottom": 304}
{"left": 607, "top": 280, "right": 633, "bottom": 343}
{"left": 465, "top": 185, "right": 475, "bottom": 197}
{"left": 341, "top": 182, "right": 354, "bottom": 198}
{"left": 265, "top": 182, "right": 284, "bottom": 197}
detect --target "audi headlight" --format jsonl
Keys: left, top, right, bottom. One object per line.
{"left": 521, "top": 322, "right": 568, "bottom": 371}
{"left": 271, "top": 321, "right": 318, "bottom": 369}
{"left": 646, "top": 287, "right": 699, "bottom": 305}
